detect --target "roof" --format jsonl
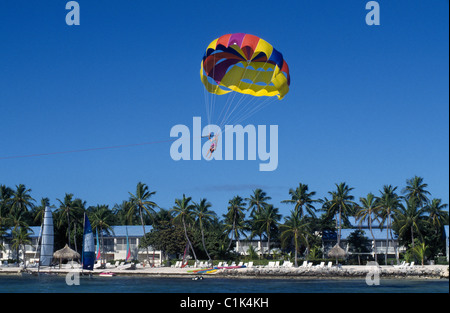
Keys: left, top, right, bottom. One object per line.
{"left": 3, "top": 226, "right": 41, "bottom": 238}
{"left": 3, "top": 225, "right": 152, "bottom": 239}
{"left": 340, "top": 228, "right": 397, "bottom": 241}
{"left": 102, "top": 225, "right": 152, "bottom": 238}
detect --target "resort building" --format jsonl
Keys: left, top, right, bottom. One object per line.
{"left": 0, "top": 225, "right": 163, "bottom": 266}
{"left": 235, "top": 240, "right": 272, "bottom": 256}
{"left": 100, "top": 225, "right": 162, "bottom": 265}
{"left": 1, "top": 226, "right": 42, "bottom": 263}
{"left": 322, "top": 217, "right": 405, "bottom": 261}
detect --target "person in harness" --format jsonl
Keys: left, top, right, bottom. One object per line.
{"left": 205, "top": 133, "right": 218, "bottom": 159}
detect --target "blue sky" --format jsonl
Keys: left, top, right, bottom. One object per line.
{"left": 0, "top": 0, "right": 448, "bottom": 217}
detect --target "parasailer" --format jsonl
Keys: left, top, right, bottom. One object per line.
{"left": 206, "top": 133, "right": 219, "bottom": 159}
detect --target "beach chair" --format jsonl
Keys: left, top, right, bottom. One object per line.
{"left": 248, "top": 261, "right": 254, "bottom": 268}
{"left": 275, "top": 261, "right": 280, "bottom": 268}
{"left": 300, "top": 261, "right": 308, "bottom": 267}
{"left": 315, "top": 262, "right": 325, "bottom": 269}
{"left": 284, "top": 261, "right": 293, "bottom": 268}
{"left": 217, "top": 262, "right": 223, "bottom": 267}
{"left": 307, "top": 262, "right": 313, "bottom": 268}
{"left": 394, "top": 261, "right": 406, "bottom": 268}
{"left": 408, "top": 262, "right": 415, "bottom": 268}
{"left": 326, "top": 262, "right": 333, "bottom": 269}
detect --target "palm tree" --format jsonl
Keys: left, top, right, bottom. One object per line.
{"left": 424, "top": 198, "right": 449, "bottom": 232}
{"left": 11, "top": 226, "right": 31, "bottom": 267}
{"left": 356, "top": 193, "right": 381, "bottom": 263}
{"left": 32, "top": 198, "right": 51, "bottom": 225}
{"left": 171, "top": 194, "right": 197, "bottom": 263}
{"left": 281, "top": 183, "right": 318, "bottom": 218}
{"left": 10, "top": 184, "right": 35, "bottom": 215}
{"left": 254, "top": 204, "right": 281, "bottom": 258}
{"left": 88, "top": 205, "right": 115, "bottom": 264}
{"left": 193, "top": 198, "right": 216, "bottom": 263}
{"left": 324, "top": 182, "right": 356, "bottom": 246}
{"left": 394, "top": 197, "right": 426, "bottom": 250}
{"left": 0, "top": 185, "right": 13, "bottom": 243}
{"left": 402, "top": 176, "right": 431, "bottom": 207}
{"left": 0, "top": 185, "right": 13, "bottom": 215}
{"left": 378, "top": 185, "right": 402, "bottom": 265}
{"left": 412, "top": 241, "right": 429, "bottom": 266}
{"left": 128, "top": 182, "right": 157, "bottom": 265}
{"left": 56, "top": 193, "right": 78, "bottom": 248}
{"left": 280, "top": 211, "right": 310, "bottom": 267}
{"left": 223, "top": 196, "right": 247, "bottom": 253}
{"left": 246, "top": 189, "right": 271, "bottom": 216}
{"left": 248, "top": 210, "right": 265, "bottom": 258}
{"left": 113, "top": 200, "right": 137, "bottom": 225}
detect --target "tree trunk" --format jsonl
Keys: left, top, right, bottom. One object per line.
{"left": 200, "top": 220, "right": 211, "bottom": 262}
{"left": 385, "top": 212, "right": 389, "bottom": 265}
{"left": 294, "top": 232, "right": 298, "bottom": 267}
{"left": 67, "top": 212, "right": 71, "bottom": 247}
{"left": 369, "top": 215, "right": 377, "bottom": 263}
{"left": 183, "top": 216, "right": 197, "bottom": 262}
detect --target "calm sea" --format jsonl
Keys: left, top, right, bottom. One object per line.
{"left": 0, "top": 274, "right": 448, "bottom": 293}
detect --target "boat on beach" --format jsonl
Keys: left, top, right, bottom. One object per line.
{"left": 99, "top": 272, "right": 116, "bottom": 277}
{"left": 214, "top": 265, "right": 246, "bottom": 270}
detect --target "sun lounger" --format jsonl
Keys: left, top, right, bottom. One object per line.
{"left": 300, "top": 261, "right": 308, "bottom": 267}
{"left": 326, "top": 262, "right": 333, "bottom": 269}
{"left": 315, "top": 262, "right": 325, "bottom": 268}
{"left": 394, "top": 261, "right": 406, "bottom": 268}
{"left": 247, "top": 262, "right": 254, "bottom": 268}
{"left": 307, "top": 262, "right": 313, "bottom": 268}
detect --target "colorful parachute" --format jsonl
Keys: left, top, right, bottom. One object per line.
{"left": 200, "top": 33, "right": 290, "bottom": 100}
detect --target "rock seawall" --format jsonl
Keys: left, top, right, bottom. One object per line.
{"left": 218, "top": 265, "right": 449, "bottom": 279}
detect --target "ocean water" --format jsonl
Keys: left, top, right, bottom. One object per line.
{"left": 0, "top": 275, "right": 448, "bottom": 293}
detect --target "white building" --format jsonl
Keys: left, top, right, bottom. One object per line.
{"left": 1, "top": 225, "right": 163, "bottom": 266}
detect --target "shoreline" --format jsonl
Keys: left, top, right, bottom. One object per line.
{"left": 1, "top": 265, "right": 448, "bottom": 280}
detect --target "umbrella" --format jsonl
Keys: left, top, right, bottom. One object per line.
{"left": 328, "top": 243, "right": 346, "bottom": 264}
{"left": 53, "top": 244, "right": 80, "bottom": 268}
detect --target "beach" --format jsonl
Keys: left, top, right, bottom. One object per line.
{"left": 1, "top": 264, "right": 448, "bottom": 280}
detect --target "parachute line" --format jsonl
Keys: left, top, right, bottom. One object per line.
{"left": 0, "top": 138, "right": 177, "bottom": 160}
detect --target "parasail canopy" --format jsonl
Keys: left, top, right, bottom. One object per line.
{"left": 200, "top": 33, "right": 290, "bottom": 100}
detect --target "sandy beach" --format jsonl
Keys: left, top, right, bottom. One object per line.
{"left": 1, "top": 264, "right": 448, "bottom": 279}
